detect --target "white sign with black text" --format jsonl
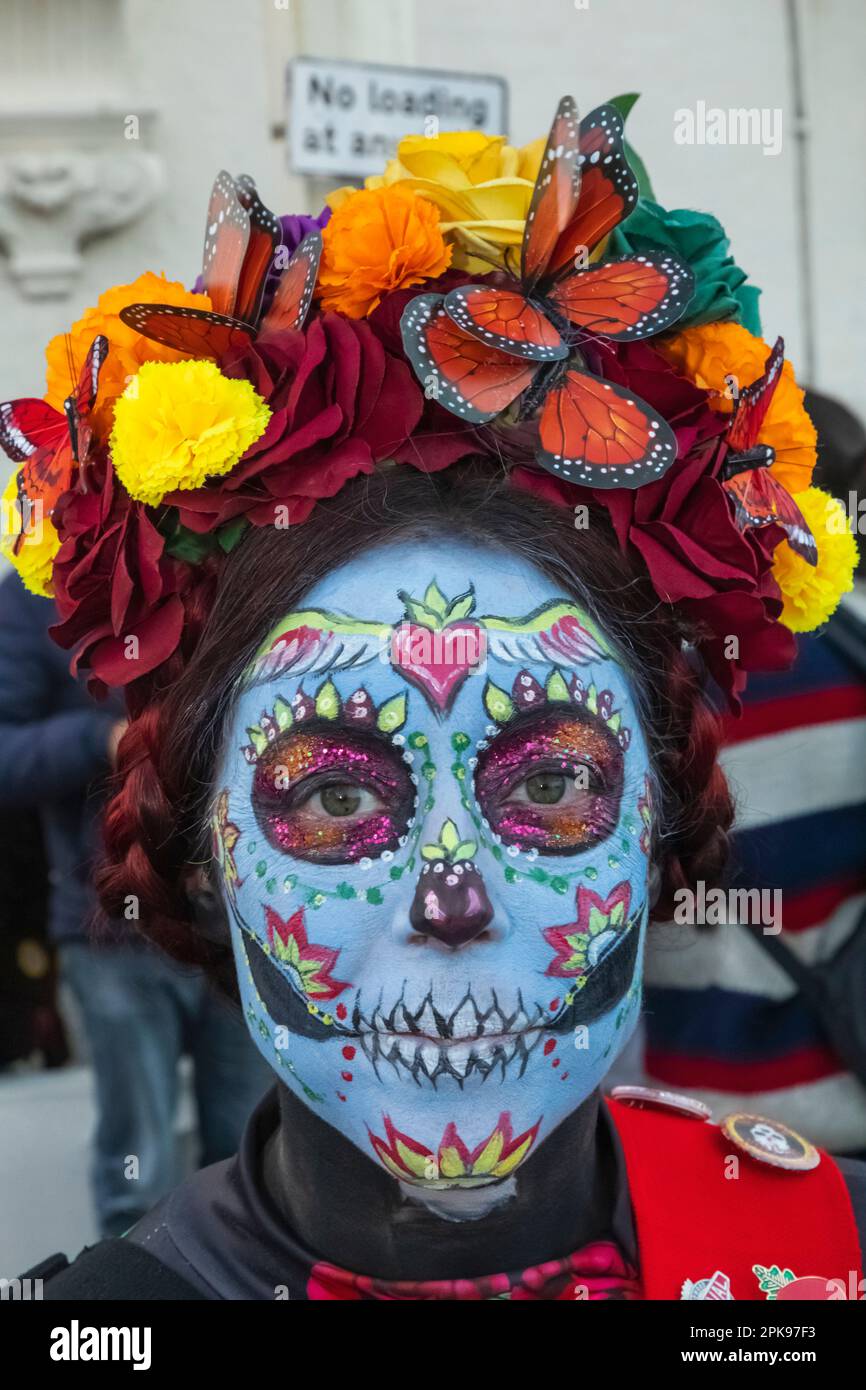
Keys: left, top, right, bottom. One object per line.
{"left": 287, "top": 56, "right": 509, "bottom": 179}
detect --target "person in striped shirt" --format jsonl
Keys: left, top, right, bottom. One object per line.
{"left": 642, "top": 391, "right": 866, "bottom": 1153}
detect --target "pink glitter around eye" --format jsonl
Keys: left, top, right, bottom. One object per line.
{"left": 253, "top": 731, "right": 413, "bottom": 863}
{"left": 474, "top": 713, "right": 624, "bottom": 855}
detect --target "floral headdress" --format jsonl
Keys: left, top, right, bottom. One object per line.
{"left": 0, "top": 95, "right": 857, "bottom": 706}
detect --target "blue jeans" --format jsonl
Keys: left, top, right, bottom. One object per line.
{"left": 59, "top": 940, "right": 271, "bottom": 1238}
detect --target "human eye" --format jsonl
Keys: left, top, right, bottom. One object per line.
{"left": 474, "top": 712, "right": 623, "bottom": 856}
{"left": 251, "top": 727, "right": 415, "bottom": 865}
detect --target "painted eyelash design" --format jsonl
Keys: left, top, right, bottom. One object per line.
{"left": 482, "top": 669, "right": 632, "bottom": 749}
{"left": 242, "top": 677, "right": 407, "bottom": 763}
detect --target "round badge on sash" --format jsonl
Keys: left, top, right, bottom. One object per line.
{"left": 721, "top": 1112, "right": 820, "bottom": 1171}
{"left": 611, "top": 1085, "right": 711, "bottom": 1121}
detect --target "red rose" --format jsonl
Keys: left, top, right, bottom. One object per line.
{"left": 49, "top": 454, "right": 187, "bottom": 694}
{"left": 368, "top": 270, "right": 497, "bottom": 473}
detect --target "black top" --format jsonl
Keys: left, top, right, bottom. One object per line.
{"left": 32, "top": 1088, "right": 866, "bottom": 1300}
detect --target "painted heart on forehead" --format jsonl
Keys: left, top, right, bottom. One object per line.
{"left": 244, "top": 578, "right": 612, "bottom": 717}
{"left": 217, "top": 538, "right": 652, "bottom": 1199}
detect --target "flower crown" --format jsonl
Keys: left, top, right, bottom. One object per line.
{"left": 0, "top": 94, "right": 857, "bottom": 706}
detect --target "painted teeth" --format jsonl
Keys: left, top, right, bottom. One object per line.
{"left": 479, "top": 1009, "right": 506, "bottom": 1036}
{"left": 414, "top": 1000, "right": 438, "bottom": 1035}
{"left": 446, "top": 1043, "right": 472, "bottom": 1078}
{"left": 420, "top": 1042, "right": 440, "bottom": 1077}
{"left": 450, "top": 999, "right": 478, "bottom": 1039}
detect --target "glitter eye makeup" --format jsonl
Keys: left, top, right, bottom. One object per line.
{"left": 252, "top": 726, "right": 415, "bottom": 864}
{"left": 474, "top": 710, "right": 624, "bottom": 856}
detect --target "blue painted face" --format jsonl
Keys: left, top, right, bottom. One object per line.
{"left": 214, "top": 539, "right": 652, "bottom": 1196}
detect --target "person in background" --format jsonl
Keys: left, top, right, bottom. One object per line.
{"left": 642, "top": 390, "right": 866, "bottom": 1154}
{"left": 0, "top": 805, "right": 68, "bottom": 1070}
{"left": 0, "top": 572, "right": 271, "bottom": 1236}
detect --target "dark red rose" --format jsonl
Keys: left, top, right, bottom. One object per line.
{"left": 511, "top": 439, "right": 796, "bottom": 706}
{"left": 367, "top": 270, "right": 495, "bottom": 472}
{"left": 166, "top": 313, "right": 426, "bottom": 531}
{"left": 49, "top": 453, "right": 187, "bottom": 694}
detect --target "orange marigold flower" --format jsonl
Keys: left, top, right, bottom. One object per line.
{"left": 316, "top": 185, "right": 451, "bottom": 319}
{"left": 658, "top": 322, "right": 816, "bottom": 494}
{"left": 44, "top": 272, "right": 212, "bottom": 439}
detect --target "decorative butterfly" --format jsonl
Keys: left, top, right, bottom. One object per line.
{"left": 720, "top": 336, "right": 817, "bottom": 566}
{"left": 0, "top": 334, "right": 108, "bottom": 552}
{"left": 400, "top": 97, "right": 695, "bottom": 489}
{"left": 118, "top": 171, "right": 321, "bottom": 360}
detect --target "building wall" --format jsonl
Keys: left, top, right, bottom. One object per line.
{"left": 0, "top": 0, "right": 863, "bottom": 440}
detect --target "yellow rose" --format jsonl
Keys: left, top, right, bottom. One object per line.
{"left": 330, "top": 131, "right": 546, "bottom": 274}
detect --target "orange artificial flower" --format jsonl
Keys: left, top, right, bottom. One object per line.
{"left": 44, "top": 273, "right": 212, "bottom": 439}
{"left": 658, "top": 322, "right": 816, "bottom": 494}
{"left": 316, "top": 185, "right": 451, "bottom": 319}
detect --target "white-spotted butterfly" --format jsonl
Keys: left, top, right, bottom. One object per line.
{"left": 400, "top": 97, "right": 695, "bottom": 490}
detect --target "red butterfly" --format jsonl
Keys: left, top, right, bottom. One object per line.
{"left": 119, "top": 171, "right": 321, "bottom": 359}
{"left": 0, "top": 334, "right": 108, "bottom": 553}
{"left": 400, "top": 97, "right": 695, "bottom": 489}
{"left": 720, "top": 336, "right": 817, "bottom": 566}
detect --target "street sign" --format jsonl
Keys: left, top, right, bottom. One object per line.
{"left": 287, "top": 56, "right": 508, "bottom": 179}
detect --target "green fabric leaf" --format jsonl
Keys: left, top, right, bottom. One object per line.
{"left": 164, "top": 526, "right": 216, "bottom": 563}
{"left": 607, "top": 197, "right": 762, "bottom": 334}
{"left": 217, "top": 517, "right": 248, "bottom": 554}
{"left": 454, "top": 839, "right": 477, "bottom": 862}
{"left": 608, "top": 93, "right": 655, "bottom": 201}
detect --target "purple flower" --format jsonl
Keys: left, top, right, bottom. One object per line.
{"left": 192, "top": 206, "right": 332, "bottom": 301}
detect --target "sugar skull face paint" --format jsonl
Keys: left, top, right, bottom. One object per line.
{"left": 216, "top": 539, "right": 652, "bottom": 1201}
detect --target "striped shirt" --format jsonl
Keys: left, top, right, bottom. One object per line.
{"left": 643, "top": 592, "right": 866, "bottom": 1153}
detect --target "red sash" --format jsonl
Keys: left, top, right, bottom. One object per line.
{"left": 606, "top": 1097, "right": 863, "bottom": 1300}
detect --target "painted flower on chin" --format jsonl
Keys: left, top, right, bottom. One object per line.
{"left": 368, "top": 1112, "right": 540, "bottom": 1188}
{"left": 211, "top": 790, "right": 242, "bottom": 905}
{"left": 265, "top": 905, "right": 349, "bottom": 1002}
{"left": 544, "top": 881, "right": 632, "bottom": 980}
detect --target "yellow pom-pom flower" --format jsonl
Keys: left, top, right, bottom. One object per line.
{"left": 772, "top": 487, "right": 858, "bottom": 633}
{"left": 0, "top": 472, "right": 60, "bottom": 597}
{"left": 110, "top": 360, "right": 271, "bottom": 507}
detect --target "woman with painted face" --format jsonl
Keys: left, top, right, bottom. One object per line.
{"left": 10, "top": 98, "right": 864, "bottom": 1301}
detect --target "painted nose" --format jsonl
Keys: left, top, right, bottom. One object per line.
{"left": 409, "top": 860, "right": 494, "bottom": 948}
